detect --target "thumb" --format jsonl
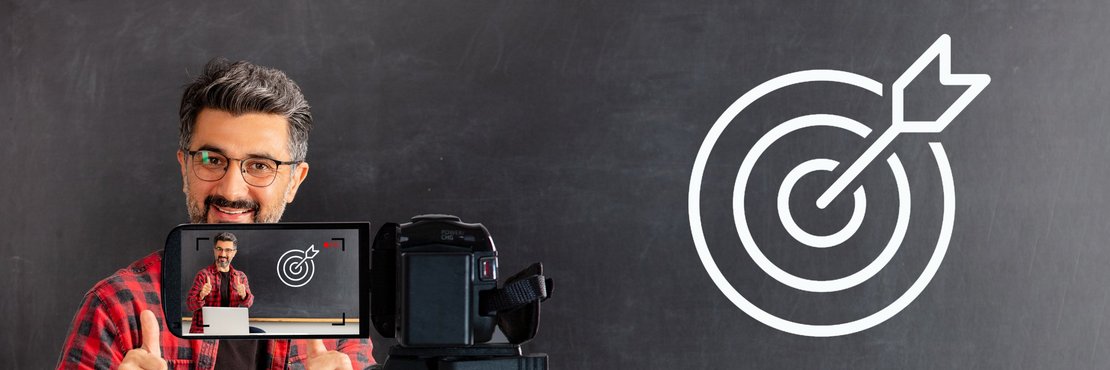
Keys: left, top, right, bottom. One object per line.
{"left": 140, "top": 310, "right": 162, "bottom": 358}
{"left": 307, "top": 339, "right": 329, "bottom": 357}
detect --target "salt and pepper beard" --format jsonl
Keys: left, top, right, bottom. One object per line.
{"left": 183, "top": 175, "right": 292, "bottom": 224}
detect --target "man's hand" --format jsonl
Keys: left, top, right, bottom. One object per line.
{"left": 304, "top": 339, "right": 353, "bottom": 370}
{"left": 199, "top": 276, "right": 212, "bottom": 299}
{"left": 118, "top": 310, "right": 167, "bottom": 370}
{"left": 235, "top": 275, "right": 247, "bottom": 299}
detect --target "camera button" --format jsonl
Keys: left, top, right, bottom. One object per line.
{"left": 479, "top": 257, "right": 498, "bottom": 281}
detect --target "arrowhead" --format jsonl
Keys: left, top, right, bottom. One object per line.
{"left": 304, "top": 244, "right": 319, "bottom": 259}
{"left": 892, "top": 34, "right": 991, "bottom": 133}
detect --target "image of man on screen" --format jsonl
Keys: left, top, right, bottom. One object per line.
{"left": 187, "top": 232, "right": 254, "bottom": 334}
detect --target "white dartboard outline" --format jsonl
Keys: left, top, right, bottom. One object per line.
{"left": 277, "top": 247, "right": 316, "bottom": 288}
{"left": 687, "top": 70, "right": 955, "bottom": 337}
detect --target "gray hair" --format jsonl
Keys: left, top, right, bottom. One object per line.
{"left": 214, "top": 232, "right": 238, "bottom": 247}
{"left": 178, "top": 58, "right": 312, "bottom": 162}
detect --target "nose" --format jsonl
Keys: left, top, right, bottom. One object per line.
{"left": 212, "top": 160, "right": 252, "bottom": 200}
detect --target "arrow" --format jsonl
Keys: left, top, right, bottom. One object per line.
{"left": 297, "top": 244, "right": 319, "bottom": 269}
{"left": 815, "top": 34, "right": 990, "bottom": 209}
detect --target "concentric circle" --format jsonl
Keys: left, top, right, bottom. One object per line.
{"left": 777, "top": 158, "right": 867, "bottom": 249}
{"left": 688, "top": 70, "right": 954, "bottom": 337}
{"left": 277, "top": 249, "right": 316, "bottom": 288}
{"left": 733, "top": 114, "right": 911, "bottom": 293}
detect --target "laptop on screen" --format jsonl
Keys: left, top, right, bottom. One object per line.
{"left": 201, "top": 307, "right": 249, "bottom": 335}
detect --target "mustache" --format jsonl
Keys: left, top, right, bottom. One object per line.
{"left": 205, "top": 195, "right": 260, "bottom": 213}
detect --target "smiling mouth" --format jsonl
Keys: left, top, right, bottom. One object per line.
{"left": 203, "top": 196, "right": 260, "bottom": 222}
{"left": 215, "top": 206, "right": 252, "bottom": 215}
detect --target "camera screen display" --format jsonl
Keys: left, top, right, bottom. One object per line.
{"left": 163, "top": 223, "right": 370, "bottom": 339}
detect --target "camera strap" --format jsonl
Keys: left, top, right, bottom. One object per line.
{"left": 481, "top": 274, "right": 551, "bottom": 314}
{"left": 481, "top": 263, "right": 553, "bottom": 344}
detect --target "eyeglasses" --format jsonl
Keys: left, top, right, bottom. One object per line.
{"left": 214, "top": 247, "right": 238, "bottom": 253}
{"left": 185, "top": 150, "right": 300, "bottom": 187}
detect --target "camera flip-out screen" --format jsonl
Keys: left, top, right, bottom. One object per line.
{"left": 162, "top": 223, "right": 370, "bottom": 339}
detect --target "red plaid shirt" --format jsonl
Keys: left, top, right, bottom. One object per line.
{"left": 57, "top": 250, "right": 376, "bottom": 369}
{"left": 186, "top": 264, "right": 254, "bottom": 333}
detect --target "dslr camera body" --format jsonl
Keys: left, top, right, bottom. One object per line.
{"left": 371, "top": 215, "right": 552, "bottom": 370}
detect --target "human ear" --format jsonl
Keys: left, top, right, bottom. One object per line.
{"left": 283, "top": 162, "right": 310, "bottom": 203}
{"left": 177, "top": 150, "right": 188, "bottom": 193}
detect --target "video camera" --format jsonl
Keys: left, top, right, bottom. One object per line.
{"left": 371, "top": 215, "right": 553, "bottom": 370}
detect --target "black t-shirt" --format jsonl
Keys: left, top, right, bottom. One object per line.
{"left": 219, "top": 271, "right": 230, "bottom": 306}
{"left": 214, "top": 340, "right": 266, "bottom": 370}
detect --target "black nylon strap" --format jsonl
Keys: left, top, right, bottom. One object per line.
{"left": 481, "top": 275, "right": 548, "bottom": 314}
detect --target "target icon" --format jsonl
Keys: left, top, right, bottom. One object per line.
{"left": 277, "top": 244, "right": 319, "bottom": 288}
{"left": 688, "top": 35, "right": 989, "bottom": 337}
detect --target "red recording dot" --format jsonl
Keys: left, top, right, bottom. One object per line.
{"left": 324, "top": 242, "right": 331, "bottom": 248}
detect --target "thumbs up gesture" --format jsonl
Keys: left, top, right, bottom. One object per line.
{"left": 199, "top": 275, "right": 212, "bottom": 299}
{"left": 305, "top": 339, "right": 353, "bottom": 370}
{"left": 119, "top": 310, "right": 168, "bottom": 370}
{"left": 235, "top": 275, "right": 247, "bottom": 299}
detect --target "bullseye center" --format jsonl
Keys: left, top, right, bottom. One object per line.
{"left": 777, "top": 158, "right": 866, "bottom": 248}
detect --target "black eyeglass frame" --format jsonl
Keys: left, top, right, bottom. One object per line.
{"left": 184, "top": 149, "right": 301, "bottom": 187}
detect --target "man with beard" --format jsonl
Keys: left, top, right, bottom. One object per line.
{"left": 187, "top": 232, "right": 253, "bottom": 334}
{"left": 57, "top": 59, "right": 373, "bottom": 369}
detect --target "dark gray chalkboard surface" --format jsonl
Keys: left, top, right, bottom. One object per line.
{"left": 3, "top": 0, "right": 1110, "bottom": 368}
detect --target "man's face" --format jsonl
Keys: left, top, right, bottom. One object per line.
{"left": 213, "top": 240, "right": 237, "bottom": 269}
{"left": 177, "top": 108, "right": 310, "bottom": 224}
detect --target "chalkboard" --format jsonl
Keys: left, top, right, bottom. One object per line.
{"left": 178, "top": 228, "right": 362, "bottom": 320}
{"left": 5, "top": 0, "right": 1110, "bottom": 368}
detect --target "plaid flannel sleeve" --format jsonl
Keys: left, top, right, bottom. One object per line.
{"left": 58, "top": 251, "right": 211, "bottom": 369}
{"left": 285, "top": 339, "right": 375, "bottom": 369}
{"left": 335, "top": 338, "right": 376, "bottom": 369}
{"left": 57, "top": 289, "right": 128, "bottom": 369}
{"left": 186, "top": 269, "right": 208, "bottom": 312}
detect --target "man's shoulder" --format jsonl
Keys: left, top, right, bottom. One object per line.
{"left": 84, "top": 250, "right": 163, "bottom": 304}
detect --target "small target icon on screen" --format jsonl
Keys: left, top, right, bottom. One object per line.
{"left": 277, "top": 244, "right": 319, "bottom": 288}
